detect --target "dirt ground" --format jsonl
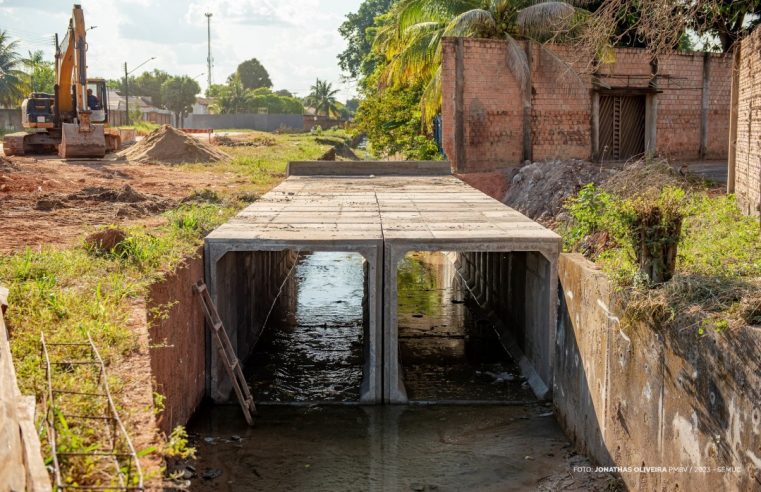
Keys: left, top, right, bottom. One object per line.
{"left": 0, "top": 155, "right": 243, "bottom": 252}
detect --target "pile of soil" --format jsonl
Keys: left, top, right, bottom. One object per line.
{"left": 119, "top": 125, "right": 229, "bottom": 165}
{"left": 504, "top": 159, "right": 616, "bottom": 225}
{"left": 35, "top": 184, "right": 174, "bottom": 217}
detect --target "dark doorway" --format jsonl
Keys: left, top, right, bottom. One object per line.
{"left": 599, "top": 94, "right": 646, "bottom": 160}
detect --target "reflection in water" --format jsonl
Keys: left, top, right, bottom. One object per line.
{"left": 188, "top": 404, "right": 579, "bottom": 491}
{"left": 246, "top": 252, "right": 366, "bottom": 402}
{"left": 397, "top": 252, "right": 534, "bottom": 402}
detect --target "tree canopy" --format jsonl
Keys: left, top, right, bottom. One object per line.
{"left": 234, "top": 58, "right": 272, "bottom": 90}
{"left": 306, "top": 79, "right": 340, "bottom": 117}
{"left": 0, "top": 31, "right": 26, "bottom": 106}
{"left": 338, "top": 0, "right": 396, "bottom": 79}
{"left": 160, "top": 76, "right": 200, "bottom": 124}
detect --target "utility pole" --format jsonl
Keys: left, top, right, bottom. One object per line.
{"left": 124, "top": 62, "right": 130, "bottom": 126}
{"left": 205, "top": 12, "right": 213, "bottom": 92}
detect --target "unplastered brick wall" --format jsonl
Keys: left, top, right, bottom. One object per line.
{"left": 734, "top": 28, "right": 761, "bottom": 216}
{"left": 441, "top": 38, "right": 731, "bottom": 172}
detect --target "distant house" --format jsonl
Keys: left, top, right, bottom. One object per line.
{"left": 192, "top": 97, "right": 213, "bottom": 115}
{"left": 107, "top": 90, "right": 173, "bottom": 126}
{"left": 303, "top": 107, "right": 347, "bottom": 131}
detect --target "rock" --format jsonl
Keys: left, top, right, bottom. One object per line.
{"left": 201, "top": 468, "right": 222, "bottom": 480}
{"left": 84, "top": 228, "right": 126, "bottom": 253}
{"left": 35, "top": 198, "right": 67, "bottom": 211}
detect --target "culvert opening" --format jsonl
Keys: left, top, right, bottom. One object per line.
{"left": 394, "top": 251, "right": 552, "bottom": 403}
{"left": 211, "top": 250, "right": 372, "bottom": 404}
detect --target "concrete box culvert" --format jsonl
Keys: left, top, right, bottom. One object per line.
{"left": 205, "top": 161, "right": 560, "bottom": 405}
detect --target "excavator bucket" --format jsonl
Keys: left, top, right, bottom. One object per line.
{"left": 59, "top": 123, "right": 106, "bottom": 158}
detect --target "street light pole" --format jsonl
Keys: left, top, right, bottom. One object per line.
{"left": 123, "top": 57, "right": 156, "bottom": 126}
{"left": 205, "top": 13, "right": 213, "bottom": 92}
{"left": 124, "top": 62, "right": 130, "bottom": 125}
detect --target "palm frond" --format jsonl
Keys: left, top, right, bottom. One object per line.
{"left": 516, "top": 1, "right": 578, "bottom": 39}
{"left": 420, "top": 65, "right": 442, "bottom": 128}
{"left": 443, "top": 9, "right": 497, "bottom": 37}
{"left": 505, "top": 35, "right": 530, "bottom": 102}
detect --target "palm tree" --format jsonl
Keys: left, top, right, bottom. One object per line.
{"left": 217, "top": 76, "right": 252, "bottom": 114}
{"left": 374, "top": 0, "right": 589, "bottom": 124}
{"left": 0, "top": 30, "right": 26, "bottom": 107}
{"left": 306, "top": 79, "right": 340, "bottom": 117}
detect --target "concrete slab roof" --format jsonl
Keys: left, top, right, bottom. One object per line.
{"left": 205, "top": 162, "right": 561, "bottom": 249}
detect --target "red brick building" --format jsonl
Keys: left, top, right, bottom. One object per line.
{"left": 441, "top": 38, "right": 732, "bottom": 173}
{"left": 729, "top": 27, "right": 761, "bottom": 216}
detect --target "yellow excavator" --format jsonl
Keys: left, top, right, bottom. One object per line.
{"left": 3, "top": 4, "right": 120, "bottom": 158}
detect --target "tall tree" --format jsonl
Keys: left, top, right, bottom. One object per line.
{"left": 338, "top": 0, "right": 396, "bottom": 79}
{"left": 216, "top": 78, "right": 251, "bottom": 114}
{"left": 0, "top": 30, "right": 26, "bottom": 107}
{"left": 24, "top": 50, "right": 55, "bottom": 94}
{"left": 160, "top": 76, "right": 200, "bottom": 126}
{"left": 306, "top": 79, "right": 340, "bottom": 117}
{"left": 235, "top": 58, "right": 272, "bottom": 90}
{"left": 132, "top": 69, "right": 171, "bottom": 107}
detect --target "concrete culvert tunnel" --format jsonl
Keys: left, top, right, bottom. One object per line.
{"left": 184, "top": 162, "right": 613, "bottom": 490}
{"left": 203, "top": 162, "right": 559, "bottom": 406}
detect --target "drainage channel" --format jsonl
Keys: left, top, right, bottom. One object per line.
{"left": 187, "top": 251, "right": 575, "bottom": 490}
{"left": 185, "top": 162, "right": 594, "bottom": 489}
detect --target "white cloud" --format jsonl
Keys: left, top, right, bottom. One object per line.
{"left": 0, "top": 0, "right": 361, "bottom": 99}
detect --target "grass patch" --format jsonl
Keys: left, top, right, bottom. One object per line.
{"left": 0, "top": 130, "right": 337, "bottom": 486}
{"left": 118, "top": 120, "right": 161, "bottom": 136}
{"left": 562, "top": 180, "right": 760, "bottom": 333}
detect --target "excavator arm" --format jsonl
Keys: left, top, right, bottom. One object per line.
{"left": 57, "top": 4, "right": 106, "bottom": 158}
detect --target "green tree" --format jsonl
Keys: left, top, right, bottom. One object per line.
{"left": 215, "top": 78, "right": 251, "bottom": 114}
{"left": 235, "top": 58, "right": 272, "bottom": 90}
{"left": 338, "top": 0, "right": 396, "bottom": 79}
{"left": 374, "top": 0, "right": 588, "bottom": 124}
{"left": 24, "top": 50, "right": 54, "bottom": 94}
{"left": 132, "top": 69, "right": 171, "bottom": 107}
{"left": 160, "top": 76, "right": 200, "bottom": 126}
{"left": 354, "top": 71, "right": 439, "bottom": 159}
{"left": 206, "top": 83, "right": 227, "bottom": 98}
{"left": 306, "top": 79, "right": 340, "bottom": 117}
{"left": 0, "top": 30, "right": 26, "bottom": 107}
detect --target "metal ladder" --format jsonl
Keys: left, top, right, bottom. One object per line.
{"left": 193, "top": 280, "right": 256, "bottom": 426}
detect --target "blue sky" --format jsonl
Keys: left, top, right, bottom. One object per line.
{"left": 0, "top": 0, "right": 363, "bottom": 100}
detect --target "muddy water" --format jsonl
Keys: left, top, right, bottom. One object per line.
{"left": 187, "top": 252, "right": 606, "bottom": 490}
{"left": 245, "top": 253, "right": 365, "bottom": 402}
{"left": 397, "top": 252, "right": 534, "bottom": 402}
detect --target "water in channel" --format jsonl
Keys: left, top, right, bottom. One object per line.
{"left": 187, "top": 252, "right": 588, "bottom": 490}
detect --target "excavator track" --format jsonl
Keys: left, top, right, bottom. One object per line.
{"left": 2, "top": 132, "right": 29, "bottom": 157}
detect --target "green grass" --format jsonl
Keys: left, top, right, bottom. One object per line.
{"left": 0, "top": 200, "right": 238, "bottom": 486}
{"left": 562, "top": 184, "right": 761, "bottom": 333}
{"left": 0, "top": 131, "right": 341, "bottom": 486}
{"left": 117, "top": 120, "right": 161, "bottom": 136}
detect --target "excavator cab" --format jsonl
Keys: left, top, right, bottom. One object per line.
{"left": 86, "top": 79, "right": 108, "bottom": 124}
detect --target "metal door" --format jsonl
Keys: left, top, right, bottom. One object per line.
{"left": 599, "top": 94, "right": 646, "bottom": 161}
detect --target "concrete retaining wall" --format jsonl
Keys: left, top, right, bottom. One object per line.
{"left": 0, "top": 287, "right": 50, "bottom": 491}
{"left": 555, "top": 253, "right": 761, "bottom": 489}
{"left": 185, "top": 113, "right": 304, "bottom": 132}
{"left": 146, "top": 251, "right": 206, "bottom": 435}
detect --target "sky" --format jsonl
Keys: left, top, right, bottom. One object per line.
{"left": 0, "top": 0, "right": 363, "bottom": 100}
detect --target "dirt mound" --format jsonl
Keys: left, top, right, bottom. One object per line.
{"left": 85, "top": 228, "right": 127, "bottom": 253}
{"left": 504, "top": 160, "right": 616, "bottom": 225}
{"left": 601, "top": 158, "right": 699, "bottom": 199}
{"left": 118, "top": 125, "right": 229, "bottom": 165}
{"left": 68, "top": 184, "right": 150, "bottom": 203}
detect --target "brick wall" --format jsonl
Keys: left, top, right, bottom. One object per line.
{"left": 441, "top": 38, "right": 731, "bottom": 172}
{"left": 733, "top": 28, "right": 761, "bottom": 216}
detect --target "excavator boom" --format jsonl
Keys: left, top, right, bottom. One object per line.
{"left": 58, "top": 4, "right": 106, "bottom": 158}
